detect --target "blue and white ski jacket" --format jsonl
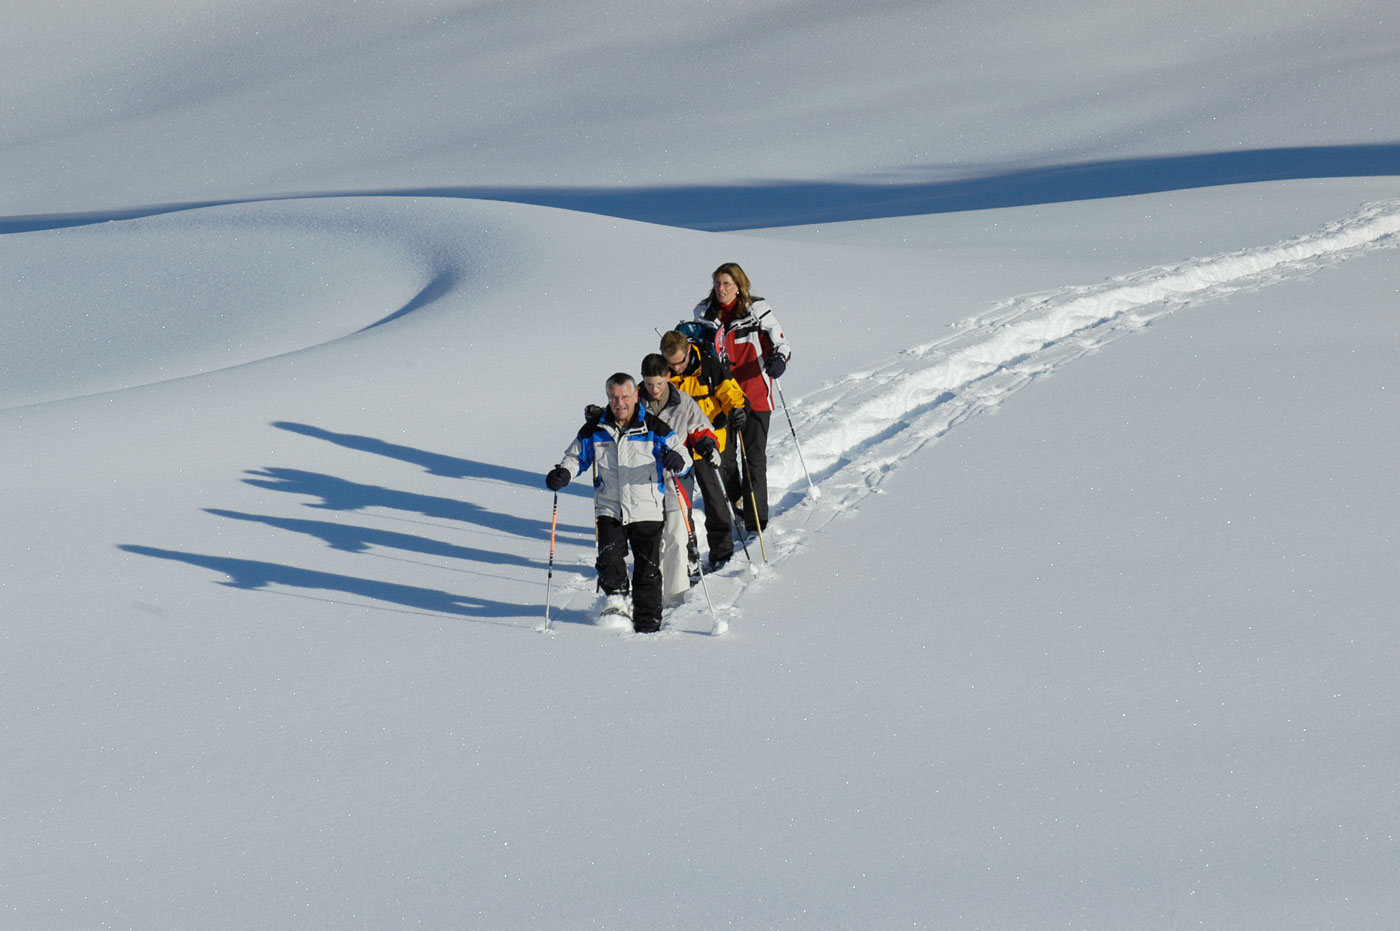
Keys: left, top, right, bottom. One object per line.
{"left": 558, "top": 410, "right": 691, "bottom": 524}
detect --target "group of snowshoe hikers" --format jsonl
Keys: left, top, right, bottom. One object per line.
{"left": 544, "top": 263, "right": 792, "bottom": 633}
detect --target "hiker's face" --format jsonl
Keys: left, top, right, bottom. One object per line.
{"left": 713, "top": 273, "right": 739, "bottom": 305}
{"left": 642, "top": 375, "right": 668, "bottom": 402}
{"left": 607, "top": 381, "right": 637, "bottom": 423}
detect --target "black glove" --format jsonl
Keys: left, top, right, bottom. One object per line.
{"left": 578, "top": 403, "right": 604, "bottom": 437}
{"left": 766, "top": 352, "right": 787, "bottom": 379}
{"left": 693, "top": 436, "right": 717, "bottom": 459}
{"left": 662, "top": 447, "right": 688, "bottom": 474}
{"left": 726, "top": 406, "right": 747, "bottom": 435}
{"left": 545, "top": 466, "right": 571, "bottom": 491}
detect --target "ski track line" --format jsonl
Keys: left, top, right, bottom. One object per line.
{"left": 554, "top": 201, "right": 1400, "bottom": 635}
{"left": 650, "top": 200, "right": 1400, "bottom": 633}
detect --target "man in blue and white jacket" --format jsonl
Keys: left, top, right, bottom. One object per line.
{"left": 546, "top": 372, "right": 691, "bottom": 633}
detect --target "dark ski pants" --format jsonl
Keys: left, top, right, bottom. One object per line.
{"left": 724, "top": 410, "right": 771, "bottom": 532}
{"left": 691, "top": 452, "right": 734, "bottom": 562}
{"left": 595, "top": 516, "right": 664, "bottom": 627}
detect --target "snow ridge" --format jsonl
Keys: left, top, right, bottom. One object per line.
{"left": 654, "top": 200, "right": 1400, "bottom": 630}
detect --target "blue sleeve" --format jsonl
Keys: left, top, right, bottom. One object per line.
{"left": 562, "top": 431, "right": 597, "bottom": 478}
{"left": 577, "top": 433, "right": 596, "bottom": 473}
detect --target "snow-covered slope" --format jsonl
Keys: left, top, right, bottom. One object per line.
{"left": 4, "top": 2, "right": 1399, "bottom": 928}
{"left": 4, "top": 1, "right": 1398, "bottom": 219}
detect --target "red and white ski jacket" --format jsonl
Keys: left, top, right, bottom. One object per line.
{"left": 692, "top": 297, "right": 791, "bottom": 412}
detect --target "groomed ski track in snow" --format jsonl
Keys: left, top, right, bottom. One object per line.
{"left": 624, "top": 200, "right": 1400, "bottom": 633}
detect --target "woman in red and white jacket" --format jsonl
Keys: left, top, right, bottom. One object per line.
{"left": 691, "top": 262, "right": 792, "bottom": 534}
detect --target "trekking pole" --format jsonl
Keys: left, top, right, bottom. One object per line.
{"left": 776, "top": 381, "right": 820, "bottom": 499}
{"left": 670, "top": 474, "right": 726, "bottom": 635}
{"left": 709, "top": 452, "right": 757, "bottom": 575}
{"left": 738, "top": 434, "right": 768, "bottom": 562}
{"left": 539, "top": 492, "right": 560, "bottom": 632}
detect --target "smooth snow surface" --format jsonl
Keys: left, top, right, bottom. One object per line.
{"left": 4, "top": 2, "right": 1399, "bottom": 928}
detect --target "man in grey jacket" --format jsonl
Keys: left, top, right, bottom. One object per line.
{"left": 546, "top": 372, "right": 691, "bottom": 633}
{"left": 639, "top": 353, "right": 719, "bottom": 604}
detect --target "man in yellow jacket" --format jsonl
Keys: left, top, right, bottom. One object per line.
{"left": 659, "top": 330, "right": 748, "bottom": 571}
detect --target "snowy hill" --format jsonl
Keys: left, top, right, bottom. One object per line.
{"left": 4, "top": 2, "right": 1399, "bottom": 928}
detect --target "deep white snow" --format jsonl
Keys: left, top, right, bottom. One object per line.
{"left": 4, "top": 2, "right": 1399, "bottom": 928}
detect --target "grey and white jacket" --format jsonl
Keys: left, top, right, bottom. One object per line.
{"left": 557, "top": 408, "right": 692, "bottom": 524}
{"left": 643, "top": 384, "right": 716, "bottom": 512}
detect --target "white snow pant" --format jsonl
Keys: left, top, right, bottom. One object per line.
{"left": 660, "top": 507, "right": 692, "bottom": 605}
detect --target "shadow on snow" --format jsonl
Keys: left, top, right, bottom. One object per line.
{"left": 6, "top": 144, "right": 1399, "bottom": 233}
{"left": 119, "top": 423, "right": 596, "bottom": 626}
{"left": 117, "top": 544, "right": 594, "bottom": 626}
{"left": 273, "top": 420, "right": 591, "bottom": 500}
{"left": 240, "top": 466, "right": 590, "bottom": 541}
{"left": 204, "top": 508, "right": 571, "bottom": 571}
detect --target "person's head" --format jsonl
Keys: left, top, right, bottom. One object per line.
{"left": 640, "top": 354, "right": 671, "bottom": 404}
{"left": 659, "top": 330, "right": 692, "bottom": 375}
{"left": 605, "top": 373, "right": 639, "bottom": 424}
{"left": 709, "top": 262, "right": 752, "bottom": 308}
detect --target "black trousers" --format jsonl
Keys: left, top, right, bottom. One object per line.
{"left": 723, "top": 410, "right": 771, "bottom": 532}
{"left": 691, "top": 451, "right": 735, "bottom": 561}
{"left": 595, "top": 516, "right": 664, "bottom": 626}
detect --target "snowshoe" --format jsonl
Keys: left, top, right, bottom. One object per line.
{"left": 597, "top": 593, "right": 632, "bottom": 627}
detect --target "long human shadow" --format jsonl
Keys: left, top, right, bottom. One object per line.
{"left": 117, "top": 544, "right": 595, "bottom": 626}
{"left": 272, "top": 420, "right": 590, "bottom": 498}
{"left": 242, "top": 466, "right": 591, "bottom": 540}
{"left": 5, "top": 144, "right": 1398, "bottom": 234}
{"left": 204, "top": 508, "right": 583, "bottom": 575}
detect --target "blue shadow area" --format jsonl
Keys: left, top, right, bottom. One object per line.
{"left": 118, "top": 544, "right": 594, "bottom": 625}
{"left": 273, "top": 421, "right": 590, "bottom": 500}
{"left": 242, "top": 466, "right": 592, "bottom": 541}
{"left": 5, "top": 145, "right": 1397, "bottom": 234}
{"left": 115, "top": 420, "right": 600, "bottom": 627}
{"left": 205, "top": 508, "right": 575, "bottom": 572}
{"left": 432, "top": 144, "right": 1400, "bottom": 229}
{"left": 358, "top": 270, "right": 458, "bottom": 331}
